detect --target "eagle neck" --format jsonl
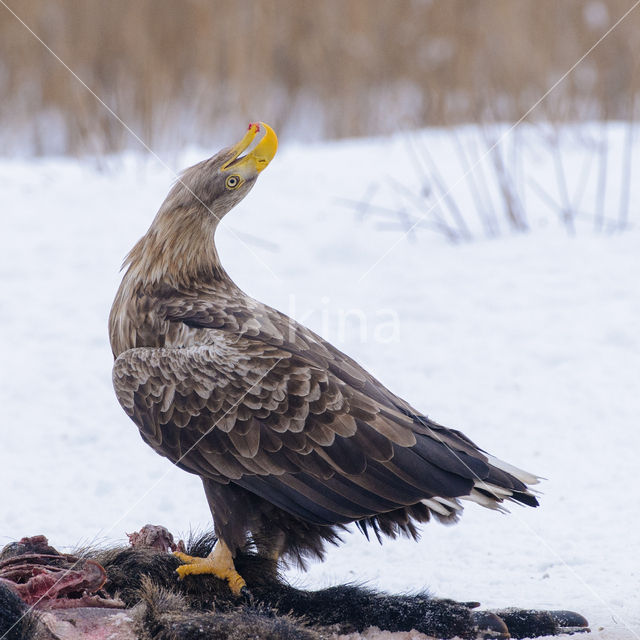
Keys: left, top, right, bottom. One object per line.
{"left": 123, "top": 205, "right": 231, "bottom": 290}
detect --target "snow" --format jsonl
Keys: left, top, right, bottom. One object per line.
{"left": 1, "top": 126, "right": 639, "bottom": 639}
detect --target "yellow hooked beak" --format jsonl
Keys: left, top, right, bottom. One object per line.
{"left": 221, "top": 122, "right": 278, "bottom": 174}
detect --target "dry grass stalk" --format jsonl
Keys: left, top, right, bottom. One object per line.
{"left": 2, "top": 0, "right": 640, "bottom": 153}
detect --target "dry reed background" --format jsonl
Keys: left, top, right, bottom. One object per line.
{"left": 1, "top": 0, "right": 640, "bottom": 154}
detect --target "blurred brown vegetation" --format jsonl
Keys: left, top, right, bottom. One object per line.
{"left": 1, "top": 0, "right": 640, "bottom": 154}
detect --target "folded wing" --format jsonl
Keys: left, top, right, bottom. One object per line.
{"left": 113, "top": 335, "right": 538, "bottom": 529}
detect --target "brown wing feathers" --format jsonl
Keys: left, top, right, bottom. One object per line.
{"left": 113, "top": 333, "right": 537, "bottom": 534}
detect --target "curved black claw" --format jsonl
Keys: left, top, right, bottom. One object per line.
{"left": 472, "top": 611, "right": 510, "bottom": 639}
{"left": 239, "top": 585, "right": 254, "bottom": 606}
{"left": 549, "top": 610, "right": 590, "bottom": 634}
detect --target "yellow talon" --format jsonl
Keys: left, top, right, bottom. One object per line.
{"left": 174, "top": 540, "right": 247, "bottom": 596}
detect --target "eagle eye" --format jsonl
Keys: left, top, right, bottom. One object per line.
{"left": 225, "top": 175, "right": 242, "bottom": 190}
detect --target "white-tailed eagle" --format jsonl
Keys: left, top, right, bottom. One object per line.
{"left": 109, "top": 123, "right": 538, "bottom": 596}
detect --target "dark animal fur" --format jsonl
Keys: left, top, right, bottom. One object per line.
{"left": 134, "top": 577, "right": 321, "bottom": 640}
{"left": 1, "top": 532, "right": 589, "bottom": 640}
{"left": 92, "top": 532, "right": 583, "bottom": 639}
{"left": 0, "top": 581, "right": 41, "bottom": 640}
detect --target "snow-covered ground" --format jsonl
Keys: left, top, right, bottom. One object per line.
{"left": 1, "top": 126, "right": 639, "bottom": 639}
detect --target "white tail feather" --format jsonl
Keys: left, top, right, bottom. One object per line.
{"left": 479, "top": 482, "right": 513, "bottom": 497}
{"left": 486, "top": 455, "right": 541, "bottom": 485}
{"left": 462, "top": 489, "right": 510, "bottom": 513}
{"left": 421, "top": 498, "right": 453, "bottom": 516}
{"left": 434, "top": 496, "right": 463, "bottom": 511}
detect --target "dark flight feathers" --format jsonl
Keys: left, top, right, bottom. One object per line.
{"left": 113, "top": 291, "right": 538, "bottom": 535}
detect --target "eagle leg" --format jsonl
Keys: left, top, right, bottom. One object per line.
{"left": 174, "top": 539, "right": 247, "bottom": 597}
{"left": 255, "top": 529, "right": 286, "bottom": 561}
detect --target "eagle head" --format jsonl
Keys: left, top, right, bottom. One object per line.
{"left": 171, "top": 122, "right": 278, "bottom": 218}
{"left": 120, "top": 123, "right": 278, "bottom": 288}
